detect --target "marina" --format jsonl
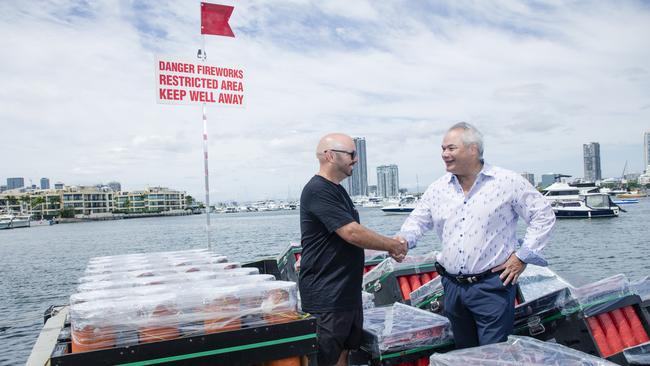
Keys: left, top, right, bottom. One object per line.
{"left": 2, "top": 199, "right": 649, "bottom": 364}
{"left": 3, "top": 1, "right": 650, "bottom": 365}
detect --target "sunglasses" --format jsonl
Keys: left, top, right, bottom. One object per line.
{"left": 325, "top": 149, "right": 357, "bottom": 159}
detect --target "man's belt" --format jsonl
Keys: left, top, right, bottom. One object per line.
{"left": 435, "top": 262, "right": 496, "bottom": 285}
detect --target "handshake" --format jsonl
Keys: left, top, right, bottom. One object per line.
{"left": 388, "top": 236, "right": 409, "bottom": 262}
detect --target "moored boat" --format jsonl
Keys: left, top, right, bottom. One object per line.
{"left": 617, "top": 191, "right": 648, "bottom": 199}
{"left": 381, "top": 196, "right": 418, "bottom": 214}
{"left": 552, "top": 193, "right": 621, "bottom": 218}
{"left": 0, "top": 213, "right": 31, "bottom": 229}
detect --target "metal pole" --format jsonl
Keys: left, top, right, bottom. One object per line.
{"left": 200, "top": 34, "right": 212, "bottom": 250}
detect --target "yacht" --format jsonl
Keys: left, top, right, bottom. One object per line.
{"left": 0, "top": 213, "right": 31, "bottom": 229}
{"left": 381, "top": 196, "right": 418, "bottom": 214}
{"left": 362, "top": 197, "right": 383, "bottom": 208}
{"left": 542, "top": 182, "right": 599, "bottom": 203}
{"left": 552, "top": 193, "right": 621, "bottom": 218}
{"left": 0, "top": 214, "right": 12, "bottom": 229}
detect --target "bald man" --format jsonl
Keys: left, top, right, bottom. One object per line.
{"left": 299, "top": 133, "right": 408, "bottom": 366}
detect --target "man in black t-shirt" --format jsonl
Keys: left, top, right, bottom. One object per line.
{"left": 300, "top": 133, "right": 408, "bottom": 366}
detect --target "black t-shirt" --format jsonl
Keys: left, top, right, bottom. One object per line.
{"left": 299, "top": 175, "right": 364, "bottom": 312}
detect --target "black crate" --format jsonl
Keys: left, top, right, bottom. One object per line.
{"left": 363, "top": 263, "right": 438, "bottom": 307}
{"left": 277, "top": 247, "right": 302, "bottom": 283}
{"left": 640, "top": 299, "right": 650, "bottom": 326}
{"left": 242, "top": 258, "right": 281, "bottom": 280}
{"left": 353, "top": 340, "right": 454, "bottom": 366}
{"left": 551, "top": 295, "right": 650, "bottom": 366}
{"left": 50, "top": 316, "right": 317, "bottom": 366}
{"left": 513, "top": 287, "right": 572, "bottom": 340}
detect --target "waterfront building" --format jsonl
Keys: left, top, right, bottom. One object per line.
{"left": 342, "top": 137, "right": 368, "bottom": 196}
{"left": 377, "top": 164, "right": 399, "bottom": 198}
{"left": 643, "top": 131, "right": 650, "bottom": 174}
{"left": 7, "top": 177, "right": 24, "bottom": 190}
{"left": 0, "top": 185, "right": 6, "bottom": 192}
{"left": 54, "top": 182, "right": 64, "bottom": 190}
{"left": 521, "top": 172, "right": 535, "bottom": 187}
{"left": 40, "top": 178, "right": 50, "bottom": 190}
{"left": 63, "top": 186, "right": 115, "bottom": 216}
{"left": 115, "top": 187, "right": 186, "bottom": 213}
{"left": 583, "top": 142, "right": 602, "bottom": 182}
{"left": 639, "top": 167, "right": 650, "bottom": 185}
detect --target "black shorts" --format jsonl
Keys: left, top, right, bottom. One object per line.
{"left": 311, "top": 308, "right": 363, "bottom": 366}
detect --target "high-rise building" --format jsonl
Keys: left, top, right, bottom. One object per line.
{"left": 377, "top": 164, "right": 399, "bottom": 198}
{"left": 40, "top": 178, "right": 50, "bottom": 190}
{"left": 342, "top": 137, "right": 367, "bottom": 196}
{"left": 521, "top": 172, "right": 535, "bottom": 187}
{"left": 643, "top": 131, "right": 650, "bottom": 174}
{"left": 583, "top": 142, "right": 602, "bottom": 182}
{"left": 7, "top": 177, "right": 24, "bottom": 190}
{"left": 540, "top": 174, "right": 557, "bottom": 189}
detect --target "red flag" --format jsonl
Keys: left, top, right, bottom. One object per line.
{"left": 200, "top": 2, "right": 234, "bottom": 37}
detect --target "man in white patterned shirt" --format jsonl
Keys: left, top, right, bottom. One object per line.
{"left": 396, "top": 122, "right": 555, "bottom": 348}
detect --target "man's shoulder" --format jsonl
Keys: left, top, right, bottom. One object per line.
{"left": 426, "top": 174, "right": 453, "bottom": 190}
{"left": 486, "top": 165, "right": 524, "bottom": 181}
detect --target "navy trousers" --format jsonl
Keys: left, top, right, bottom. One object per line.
{"left": 441, "top": 272, "right": 515, "bottom": 349}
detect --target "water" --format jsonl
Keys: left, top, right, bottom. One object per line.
{"left": 1, "top": 201, "right": 649, "bottom": 365}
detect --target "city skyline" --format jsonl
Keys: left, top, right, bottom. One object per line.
{"left": 1, "top": 2, "right": 649, "bottom": 201}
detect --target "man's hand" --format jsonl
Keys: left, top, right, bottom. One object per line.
{"left": 492, "top": 253, "right": 526, "bottom": 286}
{"left": 294, "top": 257, "right": 301, "bottom": 272}
{"left": 389, "top": 236, "right": 408, "bottom": 262}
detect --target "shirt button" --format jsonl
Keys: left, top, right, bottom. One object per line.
{"left": 462, "top": 218, "right": 465, "bottom": 221}
{"left": 460, "top": 234, "right": 463, "bottom": 237}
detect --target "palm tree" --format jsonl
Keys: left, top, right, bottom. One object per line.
{"left": 30, "top": 196, "right": 45, "bottom": 219}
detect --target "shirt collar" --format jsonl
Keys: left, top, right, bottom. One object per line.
{"left": 446, "top": 162, "right": 494, "bottom": 184}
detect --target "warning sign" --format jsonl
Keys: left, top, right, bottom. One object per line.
{"left": 155, "top": 56, "right": 244, "bottom": 107}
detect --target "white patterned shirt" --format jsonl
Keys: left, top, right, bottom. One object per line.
{"left": 397, "top": 163, "right": 555, "bottom": 275}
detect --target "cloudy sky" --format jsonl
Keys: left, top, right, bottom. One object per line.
{"left": 1, "top": 1, "right": 649, "bottom": 201}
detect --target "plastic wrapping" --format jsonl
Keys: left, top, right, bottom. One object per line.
{"left": 363, "top": 252, "right": 438, "bottom": 290}
{"left": 631, "top": 276, "right": 650, "bottom": 302}
{"left": 85, "top": 249, "right": 225, "bottom": 272}
{"left": 70, "top": 280, "right": 300, "bottom": 353}
{"left": 623, "top": 342, "right": 650, "bottom": 365}
{"left": 429, "top": 335, "right": 619, "bottom": 365}
{"left": 85, "top": 254, "right": 229, "bottom": 276}
{"left": 87, "top": 248, "right": 211, "bottom": 264}
{"left": 568, "top": 274, "right": 632, "bottom": 313}
{"left": 364, "top": 249, "right": 387, "bottom": 262}
{"left": 410, "top": 275, "right": 444, "bottom": 308}
{"left": 362, "top": 302, "right": 451, "bottom": 354}
{"left": 76, "top": 267, "right": 260, "bottom": 292}
{"left": 80, "top": 262, "right": 241, "bottom": 283}
{"left": 362, "top": 291, "right": 375, "bottom": 309}
{"left": 71, "top": 274, "right": 275, "bottom": 305}
{"left": 517, "top": 265, "right": 573, "bottom": 303}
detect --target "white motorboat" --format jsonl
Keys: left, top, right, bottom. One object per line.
{"left": 0, "top": 213, "right": 31, "bottom": 229}
{"left": 381, "top": 196, "right": 417, "bottom": 214}
{"left": 552, "top": 193, "right": 622, "bottom": 218}
{"left": 542, "top": 182, "right": 599, "bottom": 203}
{"left": 0, "top": 214, "right": 12, "bottom": 229}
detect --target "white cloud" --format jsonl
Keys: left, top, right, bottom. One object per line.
{"left": 1, "top": 1, "right": 649, "bottom": 200}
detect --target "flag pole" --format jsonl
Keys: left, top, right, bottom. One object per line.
{"left": 199, "top": 34, "right": 212, "bottom": 250}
